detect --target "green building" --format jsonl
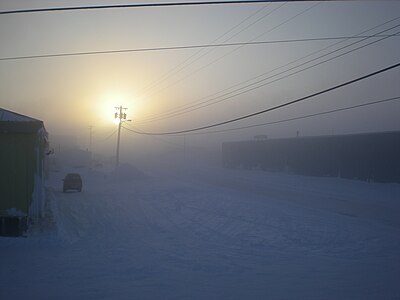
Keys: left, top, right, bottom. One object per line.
{"left": 0, "top": 108, "right": 48, "bottom": 236}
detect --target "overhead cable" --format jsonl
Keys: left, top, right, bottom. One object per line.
{"left": 136, "top": 24, "right": 400, "bottom": 124}
{"left": 141, "top": 2, "right": 319, "bottom": 100}
{"left": 137, "top": 3, "right": 285, "bottom": 97}
{"left": 127, "top": 62, "right": 400, "bottom": 135}
{"left": 184, "top": 96, "right": 400, "bottom": 135}
{"left": 2, "top": 35, "right": 389, "bottom": 62}
{"left": 0, "top": 1, "right": 337, "bottom": 15}
{"left": 138, "top": 4, "right": 271, "bottom": 95}
{"left": 122, "top": 124, "right": 185, "bottom": 148}
{"left": 137, "top": 17, "right": 400, "bottom": 121}
{"left": 126, "top": 96, "right": 400, "bottom": 136}
{"left": 95, "top": 129, "right": 118, "bottom": 142}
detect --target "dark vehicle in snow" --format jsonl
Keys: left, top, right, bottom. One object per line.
{"left": 63, "top": 173, "right": 82, "bottom": 192}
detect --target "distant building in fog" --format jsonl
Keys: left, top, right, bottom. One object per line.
{"left": 222, "top": 131, "right": 400, "bottom": 183}
{"left": 49, "top": 134, "right": 92, "bottom": 168}
{"left": 0, "top": 108, "right": 48, "bottom": 236}
{"left": 254, "top": 135, "right": 268, "bottom": 140}
{"left": 50, "top": 134, "right": 79, "bottom": 153}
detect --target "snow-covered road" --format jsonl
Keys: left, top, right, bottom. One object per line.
{"left": 1, "top": 159, "right": 400, "bottom": 299}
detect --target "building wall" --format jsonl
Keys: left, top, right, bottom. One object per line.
{"left": 0, "top": 132, "right": 35, "bottom": 217}
{"left": 222, "top": 131, "right": 400, "bottom": 183}
{"left": 30, "top": 127, "right": 47, "bottom": 220}
{"left": 0, "top": 130, "right": 46, "bottom": 218}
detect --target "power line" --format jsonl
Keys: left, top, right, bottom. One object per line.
{"left": 137, "top": 17, "right": 400, "bottom": 122}
{"left": 95, "top": 128, "right": 118, "bottom": 142}
{"left": 137, "top": 21, "right": 400, "bottom": 123}
{"left": 0, "top": 1, "right": 336, "bottom": 15}
{"left": 127, "top": 96, "right": 400, "bottom": 136}
{"left": 136, "top": 23, "right": 400, "bottom": 124}
{"left": 127, "top": 62, "right": 400, "bottom": 135}
{"left": 137, "top": 4, "right": 271, "bottom": 96}
{"left": 123, "top": 123, "right": 185, "bottom": 148}
{"left": 141, "top": 2, "right": 318, "bottom": 101}
{"left": 137, "top": 3, "right": 285, "bottom": 98}
{"left": 2, "top": 35, "right": 388, "bottom": 62}
{"left": 136, "top": 18, "right": 399, "bottom": 123}
{"left": 184, "top": 96, "right": 400, "bottom": 135}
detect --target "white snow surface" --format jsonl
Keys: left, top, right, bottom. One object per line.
{"left": 1, "top": 157, "right": 400, "bottom": 299}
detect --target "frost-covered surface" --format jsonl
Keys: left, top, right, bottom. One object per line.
{"left": 0, "top": 108, "right": 39, "bottom": 122}
{"left": 1, "top": 158, "right": 400, "bottom": 299}
{"left": 29, "top": 171, "right": 45, "bottom": 219}
{"left": 5, "top": 207, "right": 26, "bottom": 217}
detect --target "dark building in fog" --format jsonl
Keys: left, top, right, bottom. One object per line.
{"left": 222, "top": 131, "right": 400, "bottom": 183}
{"left": 0, "top": 108, "right": 48, "bottom": 236}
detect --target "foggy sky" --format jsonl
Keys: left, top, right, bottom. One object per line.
{"left": 0, "top": 0, "right": 399, "bottom": 158}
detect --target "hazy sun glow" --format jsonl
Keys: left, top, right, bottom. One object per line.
{"left": 95, "top": 91, "right": 134, "bottom": 125}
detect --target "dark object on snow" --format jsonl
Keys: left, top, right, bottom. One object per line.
{"left": 0, "top": 216, "right": 27, "bottom": 237}
{"left": 63, "top": 173, "right": 82, "bottom": 192}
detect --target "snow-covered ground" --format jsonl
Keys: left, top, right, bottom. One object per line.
{"left": 1, "top": 156, "right": 400, "bottom": 299}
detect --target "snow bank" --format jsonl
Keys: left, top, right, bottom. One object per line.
{"left": 1, "top": 161, "right": 399, "bottom": 299}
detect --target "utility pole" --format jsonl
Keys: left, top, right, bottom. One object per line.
{"left": 184, "top": 134, "right": 186, "bottom": 163}
{"left": 115, "top": 105, "right": 128, "bottom": 168}
{"left": 88, "top": 125, "right": 94, "bottom": 152}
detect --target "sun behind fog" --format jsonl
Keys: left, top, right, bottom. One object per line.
{"left": 96, "top": 91, "right": 132, "bottom": 125}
